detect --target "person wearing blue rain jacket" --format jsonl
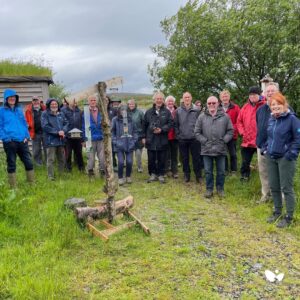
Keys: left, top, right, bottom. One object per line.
{"left": 0, "top": 89, "right": 34, "bottom": 187}
{"left": 262, "top": 92, "right": 300, "bottom": 228}
{"left": 82, "top": 95, "right": 105, "bottom": 176}
{"left": 111, "top": 104, "right": 138, "bottom": 185}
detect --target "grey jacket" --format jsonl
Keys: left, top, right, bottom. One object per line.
{"left": 194, "top": 107, "right": 234, "bottom": 156}
{"left": 174, "top": 104, "right": 200, "bottom": 140}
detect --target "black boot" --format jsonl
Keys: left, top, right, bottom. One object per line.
{"left": 184, "top": 173, "right": 190, "bottom": 182}
{"left": 266, "top": 212, "right": 282, "bottom": 223}
{"left": 276, "top": 215, "right": 293, "bottom": 228}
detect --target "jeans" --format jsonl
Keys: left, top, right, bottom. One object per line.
{"left": 179, "top": 139, "right": 203, "bottom": 178}
{"left": 46, "top": 146, "right": 65, "bottom": 178}
{"left": 267, "top": 156, "right": 296, "bottom": 217}
{"left": 32, "top": 133, "right": 46, "bottom": 165}
{"left": 3, "top": 141, "right": 33, "bottom": 173}
{"left": 88, "top": 140, "right": 105, "bottom": 171}
{"left": 135, "top": 148, "right": 143, "bottom": 169}
{"left": 203, "top": 155, "right": 226, "bottom": 191}
{"left": 147, "top": 149, "right": 167, "bottom": 176}
{"left": 240, "top": 147, "right": 256, "bottom": 177}
{"left": 225, "top": 139, "right": 237, "bottom": 172}
{"left": 65, "top": 138, "right": 84, "bottom": 171}
{"left": 117, "top": 151, "right": 133, "bottom": 178}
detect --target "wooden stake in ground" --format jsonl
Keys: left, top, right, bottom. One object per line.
{"left": 97, "top": 81, "right": 117, "bottom": 223}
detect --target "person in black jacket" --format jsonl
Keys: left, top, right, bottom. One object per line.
{"left": 41, "top": 98, "right": 68, "bottom": 180}
{"left": 174, "top": 92, "right": 203, "bottom": 183}
{"left": 143, "top": 91, "right": 172, "bottom": 183}
{"left": 61, "top": 99, "right": 84, "bottom": 172}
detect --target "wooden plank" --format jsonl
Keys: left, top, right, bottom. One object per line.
{"left": 87, "top": 222, "right": 109, "bottom": 241}
{"left": 100, "top": 219, "right": 115, "bottom": 229}
{"left": 127, "top": 211, "right": 151, "bottom": 235}
{"left": 101, "top": 221, "right": 136, "bottom": 236}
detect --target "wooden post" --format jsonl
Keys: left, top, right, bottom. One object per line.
{"left": 97, "top": 82, "right": 116, "bottom": 223}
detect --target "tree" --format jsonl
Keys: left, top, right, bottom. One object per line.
{"left": 49, "top": 82, "right": 69, "bottom": 102}
{"left": 150, "top": 0, "right": 300, "bottom": 110}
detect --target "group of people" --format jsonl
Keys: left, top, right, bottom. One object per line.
{"left": 0, "top": 83, "right": 299, "bottom": 228}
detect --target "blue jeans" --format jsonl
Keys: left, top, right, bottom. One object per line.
{"left": 203, "top": 155, "right": 226, "bottom": 191}
{"left": 117, "top": 151, "right": 133, "bottom": 178}
{"left": 3, "top": 141, "right": 33, "bottom": 173}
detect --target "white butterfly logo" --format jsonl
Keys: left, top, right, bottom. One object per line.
{"left": 265, "top": 270, "right": 284, "bottom": 282}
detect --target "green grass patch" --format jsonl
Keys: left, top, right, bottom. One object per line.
{"left": 0, "top": 152, "right": 299, "bottom": 299}
{"left": 0, "top": 59, "right": 52, "bottom": 77}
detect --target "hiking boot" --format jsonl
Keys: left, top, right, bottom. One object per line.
{"left": 8, "top": 173, "right": 16, "bottom": 188}
{"left": 158, "top": 175, "right": 166, "bottom": 184}
{"left": 217, "top": 189, "right": 225, "bottom": 198}
{"left": 166, "top": 171, "right": 173, "bottom": 178}
{"left": 126, "top": 177, "right": 132, "bottom": 184}
{"left": 266, "top": 212, "right": 282, "bottom": 224}
{"left": 184, "top": 173, "right": 190, "bottom": 183}
{"left": 137, "top": 168, "right": 143, "bottom": 173}
{"left": 147, "top": 174, "right": 158, "bottom": 183}
{"left": 118, "top": 178, "right": 125, "bottom": 186}
{"left": 26, "top": 170, "right": 35, "bottom": 184}
{"left": 173, "top": 173, "right": 179, "bottom": 179}
{"left": 88, "top": 169, "right": 95, "bottom": 177}
{"left": 196, "top": 177, "right": 203, "bottom": 184}
{"left": 240, "top": 175, "right": 249, "bottom": 182}
{"left": 276, "top": 215, "right": 293, "bottom": 228}
{"left": 204, "top": 190, "right": 213, "bottom": 198}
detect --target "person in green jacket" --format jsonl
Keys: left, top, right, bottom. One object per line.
{"left": 127, "top": 99, "right": 145, "bottom": 172}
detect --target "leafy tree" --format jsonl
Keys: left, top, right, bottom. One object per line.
{"left": 49, "top": 82, "right": 69, "bottom": 102}
{"left": 150, "top": 0, "right": 300, "bottom": 110}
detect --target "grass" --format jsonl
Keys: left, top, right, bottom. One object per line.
{"left": 0, "top": 152, "right": 300, "bottom": 299}
{"left": 0, "top": 59, "right": 52, "bottom": 77}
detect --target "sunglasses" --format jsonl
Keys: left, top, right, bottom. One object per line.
{"left": 207, "top": 102, "right": 217, "bottom": 105}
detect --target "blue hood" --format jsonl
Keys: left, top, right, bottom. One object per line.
{"left": 3, "top": 89, "right": 19, "bottom": 107}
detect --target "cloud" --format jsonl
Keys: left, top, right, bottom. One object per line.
{"left": 0, "top": 0, "right": 188, "bottom": 93}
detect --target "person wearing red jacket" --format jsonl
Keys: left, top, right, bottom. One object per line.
{"left": 220, "top": 90, "right": 240, "bottom": 174}
{"left": 237, "top": 86, "right": 266, "bottom": 181}
{"left": 25, "top": 96, "right": 46, "bottom": 166}
{"left": 165, "top": 95, "right": 178, "bottom": 178}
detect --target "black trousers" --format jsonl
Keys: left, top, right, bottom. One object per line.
{"left": 240, "top": 147, "right": 256, "bottom": 177}
{"left": 225, "top": 139, "right": 237, "bottom": 172}
{"left": 147, "top": 149, "right": 167, "bottom": 176}
{"left": 65, "top": 139, "right": 84, "bottom": 171}
{"left": 3, "top": 141, "right": 33, "bottom": 173}
{"left": 178, "top": 139, "right": 203, "bottom": 178}
{"left": 166, "top": 140, "right": 178, "bottom": 174}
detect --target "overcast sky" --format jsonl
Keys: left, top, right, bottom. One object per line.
{"left": 0, "top": 0, "right": 188, "bottom": 94}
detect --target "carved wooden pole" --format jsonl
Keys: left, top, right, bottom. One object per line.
{"left": 97, "top": 82, "right": 116, "bottom": 223}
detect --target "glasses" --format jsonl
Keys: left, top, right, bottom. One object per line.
{"left": 207, "top": 102, "right": 217, "bottom": 105}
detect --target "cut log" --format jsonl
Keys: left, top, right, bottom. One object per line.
{"left": 75, "top": 196, "right": 134, "bottom": 222}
